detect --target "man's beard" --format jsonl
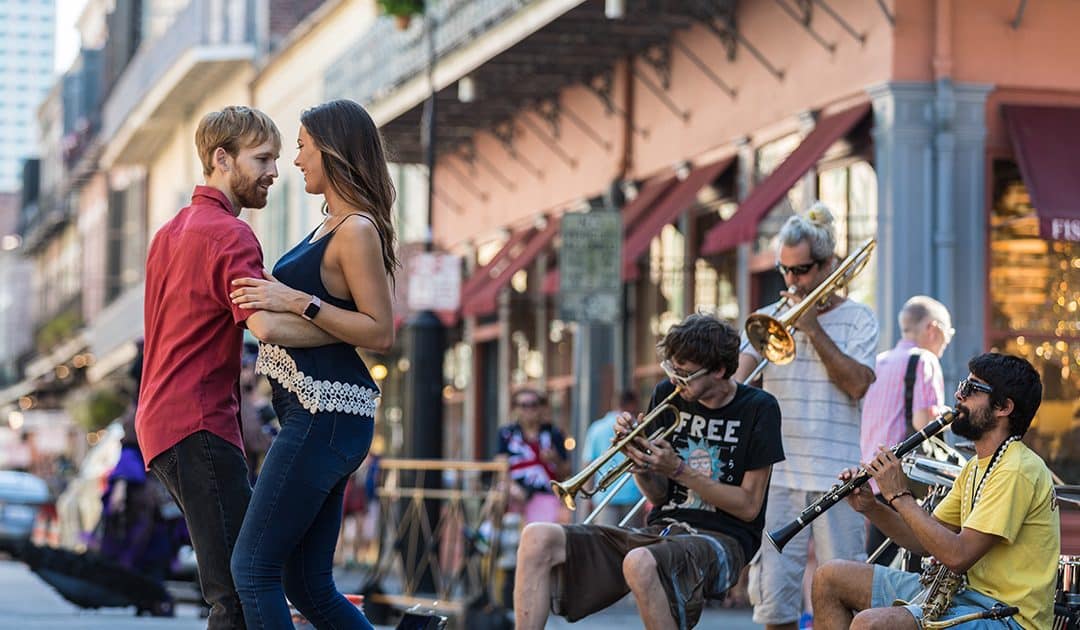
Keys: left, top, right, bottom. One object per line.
{"left": 232, "top": 169, "right": 270, "bottom": 209}
{"left": 952, "top": 403, "right": 994, "bottom": 440}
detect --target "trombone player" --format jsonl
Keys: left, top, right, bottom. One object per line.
{"left": 513, "top": 313, "right": 784, "bottom": 630}
{"left": 735, "top": 202, "right": 879, "bottom": 630}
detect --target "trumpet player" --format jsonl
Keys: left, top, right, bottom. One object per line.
{"left": 735, "top": 202, "right": 879, "bottom": 630}
{"left": 513, "top": 313, "right": 784, "bottom": 630}
{"left": 813, "top": 353, "right": 1060, "bottom": 630}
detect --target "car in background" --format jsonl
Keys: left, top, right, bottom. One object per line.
{"left": 0, "top": 469, "right": 50, "bottom": 549}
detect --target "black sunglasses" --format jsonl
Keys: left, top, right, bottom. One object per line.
{"left": 956, "top": 378, "right": 993, "bottom": 399}
{"left": 775, "top": 260, "right": 820, "bottom": 277}
{"left": 515, "top": 400, "right": 541, "bottom": 409}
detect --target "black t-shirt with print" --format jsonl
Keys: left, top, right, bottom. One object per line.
{"left": 644, "top": 380, "right": 784, "bottom": 559}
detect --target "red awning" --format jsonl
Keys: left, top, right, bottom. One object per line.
{"left": 1003, "top": 104, "right": 1080, "bottom": 242}
{"left": 464, "top": 216, "right": 561, "bottom": 317}
{"left": 622, "top": 157, "right": 734, "bottom": 280}
{"left": 700, "top": 102, "right": 872, "bottom": 255}
{"left": 460, "top": 226, "right": 537, "bottom": 300}
{"left": 541, "top": 174, "right": 681, "bottom": 293}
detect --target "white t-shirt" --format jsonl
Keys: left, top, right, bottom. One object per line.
{"left": 742, "top": 298, "right": 879, "bottom": 492}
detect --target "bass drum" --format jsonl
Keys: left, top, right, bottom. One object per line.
{"left": 1057, "top": 555, "right": 1080, "bottom": 630}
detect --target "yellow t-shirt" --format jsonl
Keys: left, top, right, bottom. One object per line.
{"left": 933, "top": 441, "right": 1060, "bottom": 630}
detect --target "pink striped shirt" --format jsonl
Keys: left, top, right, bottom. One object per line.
{"left": 860, "top": 339, "right": 944, "bottom": 494}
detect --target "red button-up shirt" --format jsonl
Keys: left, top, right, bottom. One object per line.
{"left": 136, "top": 186, "right": 263, "bottom": 467}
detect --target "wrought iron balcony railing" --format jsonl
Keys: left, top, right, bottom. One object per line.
{"left": 325, "top": 0, "right": 527, "bottom": 106}
{"left": 100, "top": 0, "right": 257, "bottom": 147}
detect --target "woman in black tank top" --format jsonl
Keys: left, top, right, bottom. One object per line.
{"left": 229, "top": 99, "right": 399, "bottom": 630}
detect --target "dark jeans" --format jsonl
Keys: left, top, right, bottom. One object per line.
{"left": 231, "top": 387, "right": 375, "bottom": 630}
{"left": 150, "top": 430, "right": 252, "bottom": 629}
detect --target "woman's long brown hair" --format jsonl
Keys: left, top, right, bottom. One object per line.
{"left": 300, "top": 99, "right": 400, "bottom": 280}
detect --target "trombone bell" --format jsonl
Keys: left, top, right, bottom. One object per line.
{"left": 744, "top": 238, "right": 875, "bottom": 366}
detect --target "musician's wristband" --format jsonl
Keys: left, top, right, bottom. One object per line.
{"left": 672, "top": 458, "right": 686, "bottom": 479}
{"left": 886, "top": 490, "right": 913, "bottom": 507}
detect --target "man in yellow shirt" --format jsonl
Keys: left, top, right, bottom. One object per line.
{"left": 812, "top": 352, "right": 1060, "bottom": 630}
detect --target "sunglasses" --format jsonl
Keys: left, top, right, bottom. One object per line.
{"left": 661, "top": 360, "right": 709, "bottom": 388}
{"left": 775, "top": 260, "right": 820, "bottom": 277}
{"left": 956, "top": 378, "right": 993, "bottom": 399}
{"left": 515, "top": 399, "right": 541, "bottom": 409}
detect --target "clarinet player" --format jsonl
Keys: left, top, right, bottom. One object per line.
{"left": 812, "top": 353, "right": 1060, "bottom": 630}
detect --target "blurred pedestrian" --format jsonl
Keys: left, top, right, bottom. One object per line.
{"left": 860, "top": 295, "right": 953, "bottom": 565}
{"left": 498, "top": 387, "right": 571, "bottom": 525}
{"left": 97, "top": 408, "right": 178, "bottom": 616}
{"left": 228, "top": 99, "right": 397, "bottom": 630}
{"left": 582, "top": 390, "right": 643, "bottom": 526}
{"left": 239, "top": 341, "right": 276, "bottom": 483}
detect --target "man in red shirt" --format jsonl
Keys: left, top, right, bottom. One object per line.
{"left": 136, "top": 106, "right": 336, "bottom": 629}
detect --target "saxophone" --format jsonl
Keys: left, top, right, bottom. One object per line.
{"left": 895, "top": 560, "right": 967, "bottom": 627}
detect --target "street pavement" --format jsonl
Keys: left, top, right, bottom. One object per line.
{"left": 0, "top": 559, "right": 760, "bottom": 629}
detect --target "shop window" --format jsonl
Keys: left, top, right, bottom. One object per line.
{"left": 989, "top": 159, "right": 1080, "bottom": 481}
{"left": 753, "top": 133, "right": 804, "bottom": 252}
{"left": 645, "top": 224, "right": 685, "bottom": 335}
{"left": 818, "top": 160, "right": 877, "bottom": 308}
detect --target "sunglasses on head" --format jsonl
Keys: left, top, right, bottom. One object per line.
{"left": 775, "top": 260, "right": 820, "bottom": 277}
{"left": 661, "top": 359, "right": 709, "bottom": 388}
{"left": 956, "top": 378, "right": 993, "bottom": 399}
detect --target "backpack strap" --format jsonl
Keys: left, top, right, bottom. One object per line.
{"left": 903, "top": 351, "right": 922, "bottom": 435}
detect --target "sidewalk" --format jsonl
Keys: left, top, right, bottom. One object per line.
{"left": 0, "top": 557, "right": 761, "bottom": 628}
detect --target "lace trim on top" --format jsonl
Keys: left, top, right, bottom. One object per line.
{"left": 256, "top": 343, "right": 379, "bottom": 417}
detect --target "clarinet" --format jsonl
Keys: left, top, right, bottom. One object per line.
{"left": 766, "top": 408, "right": 958, "bottom": 552}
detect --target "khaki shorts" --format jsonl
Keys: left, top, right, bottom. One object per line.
{"left": 748, "top": 485, "right": 867, "bottom": 625}
{"left": 551, "top": 523, "right": 745, "bottom": 629}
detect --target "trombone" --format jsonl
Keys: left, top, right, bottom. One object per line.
{"left": 551, "top": 387, "right": 683, "bottom": 512}
{"left": 741, "top": 238, "right": 876, "bottom": 381}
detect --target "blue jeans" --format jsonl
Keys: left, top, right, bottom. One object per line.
{"left": 231, "top": 387, "right": 375, "bottom": 629}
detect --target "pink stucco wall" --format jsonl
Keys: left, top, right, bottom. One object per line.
{"left": 432, "top": 0, "right": 1080, "bottom": 248}
{"left": 432, "top": 0, "right": 893, "bottom": 248}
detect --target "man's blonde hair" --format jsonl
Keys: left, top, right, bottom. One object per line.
{"left": 195, "top": 106, "right": 281, "bottom": 177}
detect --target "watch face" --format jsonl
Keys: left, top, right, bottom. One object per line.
{"left": 304, "top": 299, "right": 321, "bottom": 320}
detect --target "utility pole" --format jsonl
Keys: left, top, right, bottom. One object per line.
{"left": 401, "top": 4, "right": 443, "bottom": 594}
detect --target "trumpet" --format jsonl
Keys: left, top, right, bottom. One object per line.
{"left": 744, "top": 238, "right": 876, "bottom": 368}
{"left": 766, "top": 407, "right": 957, "bottom": 552}
{"left": 551, "top": 387, "right": 682, "bottom": 511}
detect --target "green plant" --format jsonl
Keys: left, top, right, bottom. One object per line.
{"left": 377, "top": 0, "right": 425, "bottom": 18}
{"left": 66, "top": 387, "right": 129, "bottom": 432}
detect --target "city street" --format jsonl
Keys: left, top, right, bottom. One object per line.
{"left": 0, "top": 558, "right": 759, "bottom": 629}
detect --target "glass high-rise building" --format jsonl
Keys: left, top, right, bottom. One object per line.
{"left": 0, "top": 0, "right": 56, "bottom": 193}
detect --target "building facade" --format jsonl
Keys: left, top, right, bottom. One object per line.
{"left": 0, "top": 0, "right": 55, "bottom": 192}
{"left": 2, "top": 0, "right": 1078, "bottom": 484}
{"left": 319, "top": 0, "right": 1079, "bottom": 479}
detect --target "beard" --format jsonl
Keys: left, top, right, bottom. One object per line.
{"left": 952, "top": 403, "right": 994, "bottom": 440}
{"left": 231, "top": 168, "right": 271, "bottom": 209}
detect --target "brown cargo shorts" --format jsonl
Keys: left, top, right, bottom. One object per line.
{"left": 550, "top": 522, "right": 745, "bottom": 629}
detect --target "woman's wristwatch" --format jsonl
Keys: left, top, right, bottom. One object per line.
{"left": 301, "top": 295, "right": 322, "bottom": 321}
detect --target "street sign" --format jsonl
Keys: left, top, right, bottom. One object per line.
{"left": 407, "top": 252, "right": 462, "bottom": 311}
{"left": 559, "top": 211, "right": 622, "bottom": 323}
